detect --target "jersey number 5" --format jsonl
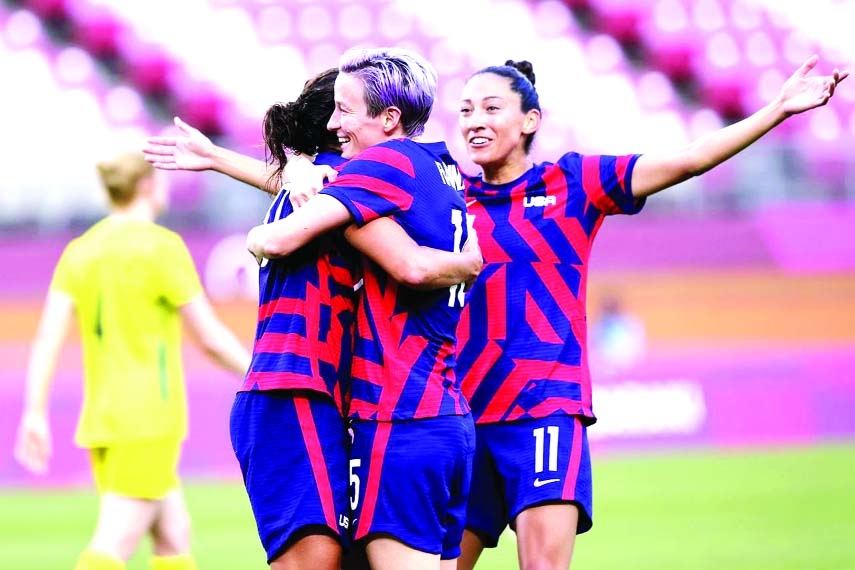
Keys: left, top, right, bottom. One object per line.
{"left": 349, "top": 458, "right": 361, "bottom": 512}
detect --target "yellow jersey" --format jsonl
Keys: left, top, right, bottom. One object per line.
{"left": 50, "top": 217, "right": 203, "bottom": 447}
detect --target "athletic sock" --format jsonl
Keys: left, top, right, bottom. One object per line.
{"left": 74, "top": 549, "right": 126, "bottom": 570}
{"left": 150, "top": 553, "right": 197, "bottom": 570}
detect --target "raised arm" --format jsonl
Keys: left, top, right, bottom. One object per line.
{"left": 631, "top": 55, "right": 849, "bottom": 199}
{"left": 143, "top": 117, "right": 338, "bottom": 202}
{"left": 345, "top": 217, "right": 482, "bottom": 290}
{"left": 143, "top": 116, "right": 278, "bottom": 193}
{"left": 14, "top": 290, "right": 75, "bottom": 474}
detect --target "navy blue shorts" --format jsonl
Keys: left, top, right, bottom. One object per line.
{"left": 349, "top": 414, "right": 475, "bottom": 559}
{"left": 230, "top": 390, "right": 350, "bottom": 563}
{"left": 466, "top": 415, "right": 593, "bottom": 548}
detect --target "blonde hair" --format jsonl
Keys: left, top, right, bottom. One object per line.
{"left": 95, "top": 152, "right": 154, "bottom": 206}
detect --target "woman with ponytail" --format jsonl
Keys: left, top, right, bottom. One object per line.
{"left": 455, "top": 56, "right": 847, "bottom": 569}
{"left": 145, "top": 66, "right": 481, "bottom": 570}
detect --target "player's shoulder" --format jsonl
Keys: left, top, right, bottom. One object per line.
{"left": 346, "top": 139, "right": 420, "bottom": 176}
{"left": 64, "top": 218, "right": 111, "bottom": 256}
{"left": 143, "top": 221, "right": 185, "bottom": 245}
{"left": 130, "top": 223, "right": 191, "bottom": 259}
{"left": 552, "top": 151, "right": 586, "bottom": 172}
{"left": 315, "top": 151, "right": 348, "bottom": 170}
{"left": 354, "top": 138, "right": 415, "bottom": 160}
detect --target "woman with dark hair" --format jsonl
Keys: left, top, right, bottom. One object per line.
{"left": 148, "top": 53, "right": 847, "bottom": 569}
{"left": 455, "top": 55, "right": 847, "bottom": 569}
{"left": 145, "top": 65, "right": 481, "bottom": 570}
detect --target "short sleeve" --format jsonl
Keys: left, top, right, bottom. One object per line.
{"left": 49, "top": 241, "right": 80, "bottom": 298}
{"left": 565, "top": 153, "right": 645, "bottom": 216}
{"left": 320, "top": 143, "right": 416, "bottom": 226}
{"left": 156, "top": 232, "right": 203, "bottom": 308}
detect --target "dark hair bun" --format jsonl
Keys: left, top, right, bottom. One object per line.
{"left": 505, "top": 60, "right": 535, "bottom": 86}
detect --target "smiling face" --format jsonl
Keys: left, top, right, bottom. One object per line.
{"left": 327, "top": 72, "right": 392, "bottom": 159}
{"left": 458, "top": 72, "right": 540, "bottom": 181}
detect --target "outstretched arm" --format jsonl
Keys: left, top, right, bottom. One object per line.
{"left": 144, "top": 116, "right": 279, "bottom": 193}
{"left": 14, "top": 291, "right": 75, "bottom": 474}
{"left": 631, "top": 55, "right": 849, "bottom": 198}
{"left": 345, "top": 217, "right": 483, "bottom": 290}
{"left": 143, "top": 117, "right": 338, "bottom": 202}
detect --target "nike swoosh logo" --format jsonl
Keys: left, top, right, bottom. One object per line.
{"left": 533, "top": 477, "right": 561, "bottom": 488}
{"left": 466, "top": 199, "right": 477, "bottom": 207}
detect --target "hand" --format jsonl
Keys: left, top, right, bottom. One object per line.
{"left": 779, "top": 55, "right": 849, "bottom": 116}
{"left": 462, "top": 214, "right": 483, "bottom": 288}
{"left": 284, "top": 155, "right": 339, "bottom": 209}
{"left": 14, "top": 411, "right": 51, "bottom": 475}
{"left": 143, "top": 116, "right": 216, "bottom": 171}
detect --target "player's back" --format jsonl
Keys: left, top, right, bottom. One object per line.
{"left": 52, "top": 217, "right": 202, "bottom": 446}
{"left": 321, "top": 139, "right": 471, "bottom": 421}
{"left": 243, "top": 152, "right": 360, "bottom": 410}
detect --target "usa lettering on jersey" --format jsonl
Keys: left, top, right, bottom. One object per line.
{"left": 458, "top": 152, "right": 643, "bottom": 425}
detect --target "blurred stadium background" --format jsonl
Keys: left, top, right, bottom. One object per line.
{"left": 1, "top": 0, "right": 853, "bottom": 568}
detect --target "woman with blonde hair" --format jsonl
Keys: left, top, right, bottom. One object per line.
{"left": 14, "top": 151, "right": 251, "bottom": 570}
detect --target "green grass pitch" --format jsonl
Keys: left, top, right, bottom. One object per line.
{"left": 1, "top": 443, "right": 853, "bottom": 569}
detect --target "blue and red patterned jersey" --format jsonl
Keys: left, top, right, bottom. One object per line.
{"left": 321, "top": 139, "right": 471, "bottom": 421}
{"left": 458, "top": 152, "right": 643, "bottom": 425}
{"left": 241, "top": 153, "right": 360, "bottom": 413}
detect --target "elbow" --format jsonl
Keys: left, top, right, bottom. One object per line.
{"left": 260, "top": 241, "right": 290, "bottom": 259}
{"left": 247, "top": 227, "right": 292, "bottom": 259}
{"left": 258, "top": 232, "right": 294, "bottom": 258}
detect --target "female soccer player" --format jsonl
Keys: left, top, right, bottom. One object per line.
{"left": 455, "top": 55, "right": 848, "bottom": 570}
{"left": 146, "top": 62, "right": 480, "bottom": 570}
{"left": 244, "top": 47, "right": 476, "bottom": 570}
{"left": 147, "top": 52, "right": 847, "bottom": 570}
{"left": 14, "top": 152, "right": 251, "bottom": 570}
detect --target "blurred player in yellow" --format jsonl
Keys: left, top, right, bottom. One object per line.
{"left": 13, "top": 151, "right": 252, "bottom": 570}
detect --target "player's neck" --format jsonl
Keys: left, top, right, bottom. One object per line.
{"left": 482, "top": 155, "right": 532, "bottom": 185}
{"left": 108, "top": 199, "right": 157, "bottom": 223}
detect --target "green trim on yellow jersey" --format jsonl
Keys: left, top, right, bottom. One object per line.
{"left": 50, "top": 218, "right": 203, "bottom": 447}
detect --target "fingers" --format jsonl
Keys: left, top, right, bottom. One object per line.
{"left": 289, "top": 192, "right": 311, "bottom": 209}
{"left": 144, "top": 136, "right": 178, "bottom": 147}
{"left": 798, "top": 54, "right": 820, "bottom": 76}
{"left": 319, "top": 165, "right": 338, "bottom": 183}
{"left": 147, "top": 162, "right": 179, "bottom": 170}
{"left": 142, "top": 141, "right": 177, "bottom": 156}
{"left": 174, "top": 116, "right": 195, "bottom": 134}
{"left": 142, "top": 146, "right": 177, "bottom": 168}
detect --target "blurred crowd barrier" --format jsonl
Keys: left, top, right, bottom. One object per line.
{"left": 2, "top": 0, "right": 854, "bottom": 231}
